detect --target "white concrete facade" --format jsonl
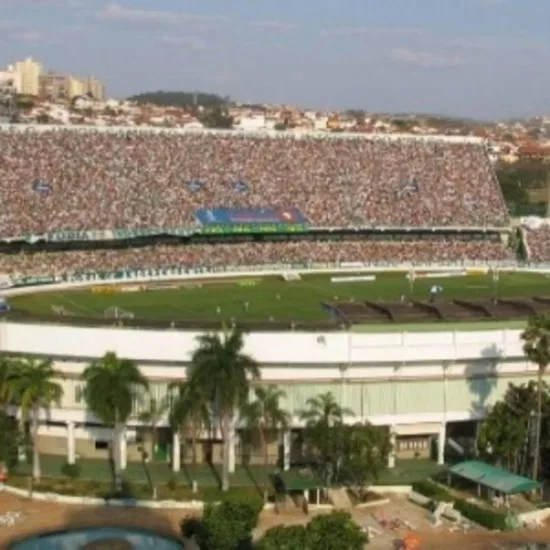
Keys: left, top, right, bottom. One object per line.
{"left": 1, "top": 318, "right": 541, "bottom": 469}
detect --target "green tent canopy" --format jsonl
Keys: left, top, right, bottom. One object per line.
{"left": 448, "top": 460, "right": 540, "bottom": 495}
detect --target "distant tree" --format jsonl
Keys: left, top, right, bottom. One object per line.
{"left": 15, "top": 95, "right": 34, "bottom": 110}
{"left": 345, "top": 109, "right": 366, "bottom": 125}
{"left": 199, "top": 106, "right": 234, "bottom": 129}
{"left": 36, "top": 113, "right": 50, "bottom": 124}
{"left": 128, "top": 90, "right": 229, "bottom": 110}
{"left": 521, "top": 315, "right": 550, "bottom": 481}
{"left": 273, "top": 122, "right": 287, "bottom": 131}
{"left": 496, "top": 160, "right": 547, "bottom": 210}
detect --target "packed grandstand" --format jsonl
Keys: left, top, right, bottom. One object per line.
{"left": 0, "top": 124, "right": 548, "bottom": 280}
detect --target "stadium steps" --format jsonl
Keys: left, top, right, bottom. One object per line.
{"left": 497, "top": 298, "right": 537, "bottom": 316}
{"left": 328, "top": 487, "right": 353, "bottom": 509}
{"left": 452, "top": 299, "right": 493, "bottom": 319}
{"left": 411, "top": 301, "right": 444, "bottom": 320}
{"left": 364, "top": 301, "right": 393, "bottom": 321}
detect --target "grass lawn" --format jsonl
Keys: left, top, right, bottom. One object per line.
{"left": 15, "top": 454, "right": 442, "bottom": 488}
{"left": 10, "top": 271, "right": 550, "bottom": 326}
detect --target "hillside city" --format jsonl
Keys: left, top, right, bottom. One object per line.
{"left": 1, "top": 56, "right": 550, "bottom": 168}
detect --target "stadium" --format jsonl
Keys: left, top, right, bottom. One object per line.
{"left": 1, "top": 123, "right": 550, "bottom": 474}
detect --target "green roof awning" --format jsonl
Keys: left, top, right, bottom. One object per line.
{"left": 448, "top": 460, "right": 540, "bottom": 495}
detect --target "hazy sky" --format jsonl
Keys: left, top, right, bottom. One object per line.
{"left": 1, "top": 0, "right": 549, "bottom": 119}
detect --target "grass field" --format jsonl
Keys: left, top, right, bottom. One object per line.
{"left": 9, "top": 270, "right": 550, "bottom": 327}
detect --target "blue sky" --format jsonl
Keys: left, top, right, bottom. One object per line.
{"left": 0, "top": 0, "right": 549, "bottom": 119}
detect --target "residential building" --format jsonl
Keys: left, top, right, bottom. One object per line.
{"left": 82, "top": 76, "right": 105, "bottom": 101}
{"left": 39, "top": 71, "right": 70, "bottom": 101}
{"left": 11, "top": 57, "right": 43, "bottom": 96}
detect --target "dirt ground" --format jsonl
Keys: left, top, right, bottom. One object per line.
{"left": 1, "top": 492, "right": 550, "bottom": 550}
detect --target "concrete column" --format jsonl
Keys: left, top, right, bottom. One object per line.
{"left": 172, "top": 431, "right": 181, "bottom": 472}
{"left": 120, "top": 428, "right": 127, "bottom": 470}
{"left": 438, "top": 422, "right": 447, "bottom": 465}
{"left": 388, "top": 426, "right": 397, "bottom": 469}
{"left": 228, "top": 423, "right": 236, "bottom": 474}
{"left": 67, "top": 421, "right": 76, "bottom": 465}
{"left": 283, "top": 429, "right": 291, "bottom": 471}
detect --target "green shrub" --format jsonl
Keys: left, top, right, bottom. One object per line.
{"left": 60, "top": 462, "right": 82, "bottom": 480}
{"left": 257, "top": 524, "right": 308, "bottom": 550}
{"left": 454, "top": 500, "right": 507, "bottom": 530}
{"left": 412, "top": 480, "right": 452, "bottom": 501}
{"left": 411, "top": 479, "right": 508, "bottom": 530}
{"left": 257, "top": 511, "right": 367, "bottom": 550}
{"left": 186, "top": 492, "right": 264, "bottom": 550}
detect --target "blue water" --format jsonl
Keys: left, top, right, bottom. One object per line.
{"left": 9, "top": 527, "right": 184, "bottom": 550}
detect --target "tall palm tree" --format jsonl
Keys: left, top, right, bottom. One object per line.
{"left": 521, "top": 314, "right": 550, "bottom": 481}
{"left": 169, "top": 381, "right": 211, "bottom": 471}
{"left": 242, "top": 385, "right": 290, "bottom": 470}
{"left": 9, "top": 357, "right": 64, "bottom": 480}
{"left": 138, "top": 395, "right": 169, "bottom": 461}
{"left": 82, "top": 352, "right": 149, "bottom": 490}
{"left": 187, "top": 328, "right": 260, "bottom": 491}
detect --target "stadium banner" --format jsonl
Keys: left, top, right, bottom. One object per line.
{"left": 194, "top": 207, "right": 308, "bottom": 231}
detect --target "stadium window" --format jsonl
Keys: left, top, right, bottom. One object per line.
{"left": 75, "top": 384, "right": 82, "bottom": 404}
{"left": 94, "top": 440, "right": 109, "bottom": 451}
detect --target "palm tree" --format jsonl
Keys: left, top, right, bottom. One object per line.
{"left": 521, "top": 314, "right": 550, "bottom": 481}
{"left": 0, "top": 358, "right": 14, "bottom": 410}
{"left": 241, "top": 385, "right": 290, "bottom": 470}
{"left": 138, "top": 395, "right": 169, "bottom": 461}
{"left": 300, "top": 391, "right": 353, "bottom": 428}
{"left": 8, "top": 357, "right": 64, "bottom": 480}
{"left": 187, "top": 328, "right": 260, "bottom": 491}
{"left": 169, "top": 381, "right": 211, "bottom": 471}
{"left": 300, "top": 392, "right": 354, "bottom": 486}
{"left": 82, "top": 352, "right": 149, "bottom": 490}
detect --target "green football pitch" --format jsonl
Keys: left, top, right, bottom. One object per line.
{"left": 9, "top": 270, "right": 550, "bottom": 329}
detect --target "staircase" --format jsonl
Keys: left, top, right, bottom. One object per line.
{"left": 329, "top": 487, "right": 353, "bottom": 509}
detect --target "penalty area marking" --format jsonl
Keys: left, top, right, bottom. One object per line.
{"left": 53, "top": 292, "right": 100, "bottom": 316}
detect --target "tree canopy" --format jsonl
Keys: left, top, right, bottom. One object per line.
{"left": 258, "top": 511, "right": 367, "bottom": 550}
{"left": 478, "top": 380, "right": 550, "bottom": 477}
{"left": 128, "top": 91, "right": 230, "bottom": 109}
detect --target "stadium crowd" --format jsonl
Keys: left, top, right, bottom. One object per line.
{"left": 0, "top": 240, "right": 514, "bottom": 278}
{"left": 0, "top": 129, "right": 509, "bottom": 237}
{"left": 523, "top": 224, "right": 550, "bottom": 262}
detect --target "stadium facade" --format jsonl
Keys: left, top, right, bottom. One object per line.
{"left": 0, "top": 312, "right": 538, "bottom": 471}
{"left": 0, "top": 122, "right": 537, "bottom": 471}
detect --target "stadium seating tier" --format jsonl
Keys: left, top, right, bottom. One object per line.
{"left": 0, "top": 129, "right": 509, "bottom": 237}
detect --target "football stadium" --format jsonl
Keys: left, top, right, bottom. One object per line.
{"left": 1, "top": 124, "right": 550, "bottom": 475}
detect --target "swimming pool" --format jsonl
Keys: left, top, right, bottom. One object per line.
{"left": 9, "top": 527, "right": 184, "bottom": 550}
